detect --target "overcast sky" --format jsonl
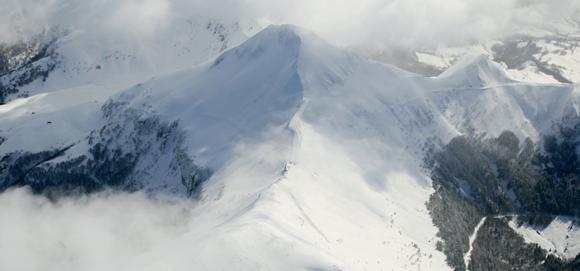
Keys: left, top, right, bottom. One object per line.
{"left": 1, "top": 0, "right": 579, "bottom": 48}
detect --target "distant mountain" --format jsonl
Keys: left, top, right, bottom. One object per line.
{"left": 366, "top": 18, "right": 580, "bottom": 85}
{"left": 0, "top": 7, "right": 257, "bottom": 104}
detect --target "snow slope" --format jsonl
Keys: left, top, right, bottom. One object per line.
{"left": 1, "top": 24, "right": 579, "bottom": 270}
{"left": 509, "top": 217, "right": 580, "bottom": 260}
{"left": 77, "top": 25, "right": 451, "bottom": 270}
{"left": 0, "top": 84, "right": 114, "bottom": 154}
{"left": 89, "top": 26, "right": 580, "bottom": 269}
{"left": 0, "top": 4, "right": 259, "bottom": 164}
{"left": 423, "top": 55, "right": 580, "bottom": 141}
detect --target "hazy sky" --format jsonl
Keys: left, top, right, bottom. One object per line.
{"left": 1, "top": 0, "right": 579, "bottom": 48}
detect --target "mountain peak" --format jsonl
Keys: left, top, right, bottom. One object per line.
{"left": 437, "top": 54, "right": 514, "bottom": 87}
{"left": 242, "top": 24, "right": 304, "bottom": 49}
{"left": 212, "top": 25, "right": 303, "bottom": 67}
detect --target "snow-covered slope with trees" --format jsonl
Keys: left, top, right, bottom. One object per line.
{"left": 510, "top": 216, "right": 580, "bottom": 260}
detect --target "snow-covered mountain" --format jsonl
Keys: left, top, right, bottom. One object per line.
{"left": 367, "top": 18, "right": 580, "bottom": 85}
{"left": 1, "top": 22, "right": 579, "bottom": 271}
{"left": 2, "top": 24, "right": 580, "bottom": 270}
{"left": 0, "top": 1, "right": 258, "bottom": 104}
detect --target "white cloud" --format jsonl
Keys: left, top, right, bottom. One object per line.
{"left": 0, "top": 0, "right": 58, "bottom": 43}
{"left": 0, "top": 188, "right": 195, "bottom": 271}
{"left": 1, "top": 0, "right": 578, "bottom": 47}
{"left": 104, "top": 0, "right": 172, "bottom": 36}
{"left": 242, "top": 0, "right": 580, "bottom": 48}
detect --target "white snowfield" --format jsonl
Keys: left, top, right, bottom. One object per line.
{"left": 0, "top": 25, "right": 579, "bottom": 270}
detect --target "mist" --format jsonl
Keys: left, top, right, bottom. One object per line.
{"left": 0, "top": 188, "right": 196, "bottom": 271}
{"left": 247, "top": 0, "right": 580, "bottom": 48}
{"left": 1, "top": 0, "right": 579, "bottom": 48}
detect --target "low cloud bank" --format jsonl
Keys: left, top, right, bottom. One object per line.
{"left": 0, "top": 188, "right": 196, "bottom": 271}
